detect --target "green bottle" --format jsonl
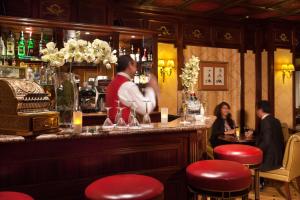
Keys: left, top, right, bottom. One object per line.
{"left": 27, "top": 32, "right": 34, "bottom": 56}
{"left": 6, "top": 31, "right": 15, "bottom": 58}
{"left": 18, "top": 31, "right": 26, "bottom": 58}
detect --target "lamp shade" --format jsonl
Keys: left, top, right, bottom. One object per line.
{"left": 166, "top": 60, "right": 175, "bottom": 68}
{"left": 281, "top": 64, "right": 288, "bottom": 70}
{"left": 281, "top": 64, "right": 295, "bottom": 71}
{"left": 158, "top": 60, "right": 165, "bottom": 68}
{"left": 287, "top": 64, "right": 295, "bottom": 71}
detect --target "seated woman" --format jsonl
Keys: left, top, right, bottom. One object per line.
{"left": 210, "top": 102, "right": 236, "bottom": 148}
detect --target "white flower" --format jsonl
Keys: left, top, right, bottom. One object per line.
{"left": 46, "top": 42, "right": 56, "bottom": 51}
{"left": 40, "top": 38, "right": 117, "bottom": 68}
{"left": 85, "top": 53, "right": 95, "bottom": 63}
{"left": 74, "top": 52, "right": 84, "bottom": 63}
{"left": 180, "top": 56, "right": 200, "bottom": 92}
{"left": 41, "top": 54, "right": 50, "bottom": 62}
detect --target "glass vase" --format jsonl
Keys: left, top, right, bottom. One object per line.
{"left": 53, "top": 70, "right": 79, "bottom": 127}
{"left": 187, "top": 91, "right": 201, "bottom": 115}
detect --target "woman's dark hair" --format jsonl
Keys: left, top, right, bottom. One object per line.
{"left": 257, "top": 100, "right": 271, "bottom": 113}
{"left": 116, "top": 55, "right": 135, "bottom": 72}
{"left": 214, "top": 102, "right": 235, "bottom": 128}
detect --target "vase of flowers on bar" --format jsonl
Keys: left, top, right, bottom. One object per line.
{"left": 179, "top": 56, "right": 201, "bottom": 122}
{"left": 40, "top": 38, "right": 117, "bottom": 127}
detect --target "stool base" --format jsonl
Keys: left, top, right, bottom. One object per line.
{"left": 188, "top": 186, "right": 250, "bottom": 200}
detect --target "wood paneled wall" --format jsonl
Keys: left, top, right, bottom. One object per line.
{"left": 2, "top": 0, "right": 300, "bottom": 127}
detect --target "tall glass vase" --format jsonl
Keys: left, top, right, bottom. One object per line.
{"left": 53, "top": 69, "right": 79, "bottom": 127}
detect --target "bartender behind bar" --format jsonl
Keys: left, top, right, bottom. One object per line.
{"left": 106, "top": 55, "right": 159, "bottom": 123}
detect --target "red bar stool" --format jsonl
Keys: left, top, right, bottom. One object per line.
{"left": 186, "top": 160, "right": 252, "bottom": 199}
{"left": 214, "top": 144, "right": 263, "bottom": 200}
{"left": 0, "top": 191, "right": 34, "bottom": 200}
{"left": 85, "top": 174, "right": 164, "bottom": 200}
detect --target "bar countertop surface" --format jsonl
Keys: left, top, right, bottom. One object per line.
{"left": 0, "top": 116, "right": 215, "bottom": 143}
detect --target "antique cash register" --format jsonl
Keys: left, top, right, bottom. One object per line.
{"left": 0, "top": 78, "right": 59, "bottom": 136}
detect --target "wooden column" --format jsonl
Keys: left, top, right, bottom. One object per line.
{"left": 267, "top": 50, "right": 275, "bottom": 115}
{"left": 152, "top": 34, "right": 158, "bottom": 78}
{"left": 255, "top": 50, "right": 262, "bottom": 128}
{"left": 240, "top": 50, "right": 245, "bottom": 130}
{"left": 177, "top": 21, "right": 184, "bottom": 90}
{"left": 254, "top": 28, "right": 263, "bottom": 128}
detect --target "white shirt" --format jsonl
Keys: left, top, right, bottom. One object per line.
{"left": 262, "top": 113, "right": 270, "bottom": 120}
{"left": 117, "top": 72, "right": 156, "bottom": 115}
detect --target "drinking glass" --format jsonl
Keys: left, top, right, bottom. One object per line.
{"left": 116, "top": 107, "right": 127, "bottom": 129}
{"left": 102, "top": 107, "right": 114, "bottom": 129}
{"left": 141, "top": 101, "right": 152, "bottom": 128}
{"left": 128, "top": 101, "right": 140, "bottom": 129}
{"left": 180, "top": 102, "right": 191, "bottom": 125}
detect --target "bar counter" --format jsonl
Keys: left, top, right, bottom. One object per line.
{"left": 0, "top": 118, "right": 214, "bottom": 200}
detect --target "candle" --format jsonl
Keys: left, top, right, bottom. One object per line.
{"left": 73, "top": 111, "right": 82, "bottom": 134}
{"left": 236, "top": 127, "right": 240, "bottom": 138}
{"left": 161, "top": 107, "right": 168, "bottom": 124}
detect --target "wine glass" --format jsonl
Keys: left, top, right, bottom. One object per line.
{"left": 116, "top": 107, "right": 127, "bottom": 129}
{"left": 128, "top": 101, "right": 140, "bottom": 129}
{"left": 114, "top": 100, "right": 121, "bottom": 123}
{"left": 141, "top": 101, "right": 152, "bottom": 128}
{"left": 102, "top": 107, "right": 114, "bottom": 130}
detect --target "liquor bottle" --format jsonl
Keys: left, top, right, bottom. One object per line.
{"left": 135, "top": 48, "right": 140, "bottom": 62}
{"left": 119, "top": 47, "right": 123, "bottom": 56}
{"left": 33, "top": 67, "right": 41, "bottom": 84}
{"left": 108, "top": 36, "right": 112, "bottom": 47}
{"left": 12, "top": 59, "right": 16, "bottom": 66}
{"left": 130, "top": 45, "right": 135, "bottom": 60}
{"left": 134, "top": 71, "right": 140, "bottom": 84}
{"left": 6, "top": 31, "right": 15, "bottom": 58}
{"left": 26, "top": 66, "right": 34, "bottom": 81}
{"left": 147, "top": 50, "right": 153, "bottom": 61}
{"left": 27, "top": 32, "right": 34, "bottom": 56}
{"left": 141, "top": 48, "right": 147, "bottom": 62}
{"left": 17, "top": 31, "right": 26, "bottom": 58}
{"left": 39, "top": 64, "right": 47, "bottom": 85}
{"left": 39, "top": 32, "right": 46, "bottom": 56}
{"left": 0, "top": 36, "right": 6, "bottom": 58}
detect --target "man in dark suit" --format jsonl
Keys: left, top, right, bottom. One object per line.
{"left": 256, "top": 100, "right": 285, "bottom": 172}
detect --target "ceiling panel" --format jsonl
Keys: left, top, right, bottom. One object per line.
{"left": 121, "top": 0, "right": 300, "bottom": 21}
{"left": 152, "top": 0, "right": 184, "bottom": 7}
{"left": 186, "top": 1, "right": 221, "bottom": 12}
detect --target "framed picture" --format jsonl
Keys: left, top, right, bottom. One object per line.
{"left": 199, "top": 61, "right": 228, "bottom": 91}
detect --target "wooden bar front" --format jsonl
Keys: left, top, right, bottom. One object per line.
{"left": 0, "top": 120, "right": 209, "bottom": 200}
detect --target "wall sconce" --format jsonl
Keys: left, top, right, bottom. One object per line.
{"left": 280, "top": 64, "right": 294, "bottom": 83}
{"left": 158, "top": 59, "right": 175, "bottom": 82}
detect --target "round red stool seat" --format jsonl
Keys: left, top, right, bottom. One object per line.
{"left": 186, "top": 160, "right": 251, "bottom": 192}
{"left": 0, "top": 191, "right": 33, "bottom": 200}
{"left": 214, "top": 144, "right": 263, "bottom": 166}
{"left": 85, "top": 174, "right": 164, "bottom": 200}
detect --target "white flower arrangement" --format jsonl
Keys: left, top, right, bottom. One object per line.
{"left": 41, "top": 38, "right": 117, "bottom": 69}
{"left": 180, "top": 55, "right": 200, "bottom": 92}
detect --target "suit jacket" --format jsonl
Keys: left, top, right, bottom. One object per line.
{"left": 256, "top": 115, "right": 285, "bottom": 171}
{"left": 210, "top": 118, "right": 235, "bottom": 148}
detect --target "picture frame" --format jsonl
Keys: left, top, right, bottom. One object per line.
{"left": 199, "top": 61, "right": 228, "bottom": 91}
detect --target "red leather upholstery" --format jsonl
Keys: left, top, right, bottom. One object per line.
{"left": 214, "top": 144, "right": 263, "bottom": 165}
{"left": 85, "top": 174, "right": 164, "bottom": 200}
{"left": 186, "top": 160, "right": 251, "bottom": 192}
{"left": 0, "top": 191, "right": 33, "bottom": 200}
